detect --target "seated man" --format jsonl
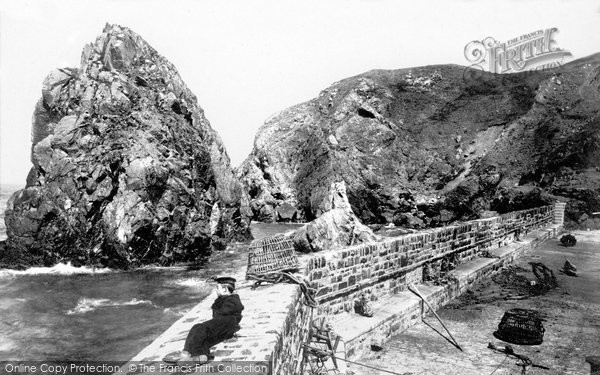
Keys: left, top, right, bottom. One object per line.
{"left": 163, "top": 276, "right": 244, "bottom": 364}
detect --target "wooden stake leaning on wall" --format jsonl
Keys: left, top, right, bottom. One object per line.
{"left": 303, "top": 317, "right": 341, "bottom": 374}
{"left": 408, "top": 283, "right": 463, "bottom": 351}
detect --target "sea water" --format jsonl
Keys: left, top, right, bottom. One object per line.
{"left": 0, "top": 184, "right": 302, "bottom": 361}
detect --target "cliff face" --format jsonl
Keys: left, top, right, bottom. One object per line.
{"left": 237, "top": 54, "right": 600, "bottom": 229}
{"left": 3, "top": 24, "right": 252, "bottom": 268}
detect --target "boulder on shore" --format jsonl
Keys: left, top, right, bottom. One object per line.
{"left": 2, "top": 24, "right": 252, "bottom": 269}
{"left": 288, "top": 182, "right": 378, "bottom": 252}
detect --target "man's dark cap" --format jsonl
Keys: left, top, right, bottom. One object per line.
{"left": 214, "top": 276, "right": 236, "bottom": 289}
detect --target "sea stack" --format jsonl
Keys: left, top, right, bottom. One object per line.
{"left": 3, "top": 24, "right": 252, "bottom": 268}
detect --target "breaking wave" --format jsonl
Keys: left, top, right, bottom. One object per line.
{"left": 167, "top": 277, "right": 209, "bottom": 288}
{"left": 162, "top": 307, "right": 184, "bottom": 316}
{"left": 66, "top": 297, "right": 156, "bottom": 315}
{"left": 0, "top": 262, "right": 113, "bottom": 278}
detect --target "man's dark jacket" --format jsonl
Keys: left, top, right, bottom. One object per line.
{"left": 209, "top": 294, "right": 244, "bottom": 337}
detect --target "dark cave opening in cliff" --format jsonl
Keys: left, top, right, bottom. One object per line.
{"left": 357, "top": 107, "right": 376, "bottom": 118}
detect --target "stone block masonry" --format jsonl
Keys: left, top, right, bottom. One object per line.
{"left": 306, "top": 205, "right": 554, "bottom": 317}
{"left": 554, "top": 201, "right": 566, "bottom": 225}
{"left": 330, "top": 224, "right": 561, "bottom": 361}
{"left": 117, "top": 275, "right": 313, "bottom": 375}
{"left": 124, "top": 203, "right": 562, "bottom": 374}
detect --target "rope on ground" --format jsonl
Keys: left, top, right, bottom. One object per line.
{"left": 247, "top": 271, "right": 318, "bottom": 307}
{"left": 303, "top": 345, "right": 412, "bottom": 375}
{"left": 489, "top": 354, "right": 509, "bottom": 375}
{"left": 327, "top": 353, "right": 412, "bottom": 375}
{"left": 311, "top": 344, "right": 542, "bottom": 375}
{"left": 330, "top": 350, "right": 519, "bottom": 375}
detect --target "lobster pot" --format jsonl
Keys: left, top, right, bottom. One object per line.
{"left": 246, "top": 234, "right": 299, "bottom": 279}
{"left": 495, "top": 308, "right": 545, "bottom": 345}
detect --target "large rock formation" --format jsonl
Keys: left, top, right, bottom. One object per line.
{"left": 237, "top": 54, "right": 600, "bottom": 229}
{"left": 289, "top": 181, "right": 378, "bottom": 252}
{"left": 2, "top": 24, "right": 252, "bottom": 268}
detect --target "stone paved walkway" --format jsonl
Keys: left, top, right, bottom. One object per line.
{"left": 116, "top": 263, "right": 308, "bottom": 374}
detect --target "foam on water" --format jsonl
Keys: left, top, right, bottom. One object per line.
{"left": 162, "top": 307, "right": 184, "bottom": 316}
{"left": 166, "top": 277, "right": 210, "bottom": 288}
{"left": 66, "top": 297, "right": 156, "bottom": 315}
{"left": 0, "top": 221, "right": 293, "bottom": 360}
{"left": 0, "top": 262, "right": 113, "bottom": 278}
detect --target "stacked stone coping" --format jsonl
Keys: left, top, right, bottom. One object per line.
{"left": 306, "top": 205, "right": 554, "bottom": 317}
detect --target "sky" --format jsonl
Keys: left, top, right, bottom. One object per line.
{"left": 1, "top": 0, "right": 599, "bottom": 186}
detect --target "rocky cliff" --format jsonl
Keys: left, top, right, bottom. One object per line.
{"left": 2, "top": 24, "right": 252, "bottom": 268}
{"left": 237, "top": 54, "right": 600, "bottom": 229}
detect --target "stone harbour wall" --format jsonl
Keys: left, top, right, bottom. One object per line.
{"left": 338, "top": 224, "right": 560, "bottom": 359}
{"left": 126, "top": 204, "right": 561, "bottom": 375}
{"left": 270, "top": 285, "right": 313, "bottom": 375}
{"left": 305, "top": 205, "right": 554, "bottom": 317}
{"left": 119, "top": 281, "right": 312, "bottom": 375}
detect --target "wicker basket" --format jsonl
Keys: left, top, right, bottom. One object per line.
{"left": 494, "top": 308, "right": 545, "bottom": 345}
{"left": 246, "top": 234, "right": 299, "bottom": 279}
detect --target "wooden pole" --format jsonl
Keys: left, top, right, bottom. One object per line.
{"left": 408, "top": 283, "right": 463, "bottom": 351}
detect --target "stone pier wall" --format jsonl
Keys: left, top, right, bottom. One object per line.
{"left": 305, "top": 205, "right": 554, "bottom": 317}
{"left": 120, "top": 281, "right": 313, "bottom": 375}
{"left": 126, "top": 204, "right": 562, "bottom": 375}
{"left": 337, "top": 224, "right": 560, "bottom": 359}
{"left": 270, "top": 286, "right": 313, "bottom": 375}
